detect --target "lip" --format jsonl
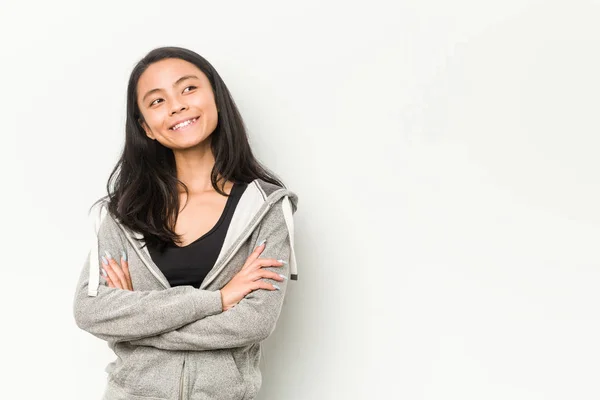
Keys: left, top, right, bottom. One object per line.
{"left": 169, "top": 116, "right": 199, "bottom": 130}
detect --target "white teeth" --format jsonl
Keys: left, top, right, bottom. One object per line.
{"left": 171, "top": 117, "right": 197, "bottom": 130}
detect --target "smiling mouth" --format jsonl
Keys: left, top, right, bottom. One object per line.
{"left": 169, "top": 117, "right": 199, "bottom": 131}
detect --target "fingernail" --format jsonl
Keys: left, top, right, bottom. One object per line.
{"left": 104, "top": 250, "right": 113, "bottom": 260}
{"left": 101, "top": 268, "right": 107, "bottom": 277}
{"left": 272, "top": 284, "right": 280, "bottom": 290}
{"left": 257, "top": 239, "right": 266, "bottom": 247}
{"left": 121, "top": 250, "right": 127, "bottom": 261}
{"left": 278, "top": 274, "right": 288, "bottom": 280}
{"left": 277, "top": 259, "right": 288, "bottom": 264}
{"left": 101, "top": 256, "right": 109, "bottom": 266}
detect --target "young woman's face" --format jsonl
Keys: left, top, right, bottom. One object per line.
{"left": 136, "top": 58, "right": 219, "bottom": 151}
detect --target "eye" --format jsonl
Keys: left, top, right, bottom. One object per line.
{"left": 149, "top": 86, "right": 196, "bottom": 107}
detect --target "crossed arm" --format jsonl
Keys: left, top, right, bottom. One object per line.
{"left": 128, "top": 200, "right": 292, "bottom": 350}
{"left": 73, "top": 198, "right": 293, "bottom": 349}
{"left": 73, "top": 265, "right": 224, "bottom": 342}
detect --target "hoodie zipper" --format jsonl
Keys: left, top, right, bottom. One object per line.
{"left": 179, "top": 357, "right": 186, "bottom": 400}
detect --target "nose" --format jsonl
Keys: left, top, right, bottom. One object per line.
{"left": 170, "top": 99, "right": 188, "bottom": 115}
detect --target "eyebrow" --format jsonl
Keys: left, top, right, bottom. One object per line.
{"left": 141, "top": 75, "right": 199, "bottom": 103}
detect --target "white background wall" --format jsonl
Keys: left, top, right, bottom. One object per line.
{"left": 1, "top": 0, "right": 599, "bottom": 399}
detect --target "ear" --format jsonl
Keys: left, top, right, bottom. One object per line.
{"left": 139, "top": 118, "right": 155, "bottom": 140}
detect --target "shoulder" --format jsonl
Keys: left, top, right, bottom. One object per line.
{"left": 88, "top": 198, "right": 122, "bottom": 237}
{"left": 252, "top": 178, "right": 283, "bottom": 198}
{"left": 252, "top": 178, "right": 299, "bottom": 213}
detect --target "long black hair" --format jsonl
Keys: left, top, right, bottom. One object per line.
{"left": 92, "top": 46, "right": 284, "bottom": 248}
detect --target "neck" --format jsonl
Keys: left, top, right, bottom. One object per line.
{"left": 173, "top": 140, "right": 223, "bottom": 194}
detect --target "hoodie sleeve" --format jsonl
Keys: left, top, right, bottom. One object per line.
{"left": 128, "top": 196, "right": 297, "bottom": 351}
{"left": 72, "top": 202, "right": 223, "bottom": 343}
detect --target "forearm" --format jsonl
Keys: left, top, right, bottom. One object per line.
{"left": 73, "top": 254, "right": 224, "bottom": 342}
{"left": 129, "top": 282, "right": 287, "bottom": 351}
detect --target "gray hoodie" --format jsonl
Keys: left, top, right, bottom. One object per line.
{"left": 73, "top": 178, "right": 298, "bottom": 400}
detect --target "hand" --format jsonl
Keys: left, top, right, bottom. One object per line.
{"left": 101, "top": 251, "right": 133, "bottom": 291}
{"left": 220, "top": 241, "right": 287, "bottom": 311}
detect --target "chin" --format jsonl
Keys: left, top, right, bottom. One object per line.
{"left": 170, "top": 135, "right": 212, "bottom": 151}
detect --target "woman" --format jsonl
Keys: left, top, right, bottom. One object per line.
{"left": 73, "top": 46, "right": 298, "bottom": 400}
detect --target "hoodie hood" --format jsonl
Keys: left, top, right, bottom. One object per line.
{"left": 86, "top": 179, "right": 298, "bottom": 297}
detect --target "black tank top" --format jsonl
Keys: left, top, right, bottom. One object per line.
{"left": 146, "top": 182, "right": 248, "bottom": 288}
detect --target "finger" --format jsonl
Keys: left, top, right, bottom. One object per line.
{"left": 102, "top": 254, "right": 125, "bottom": 289}
{"left": 250, "top": 270, "right": 287, "bottom": 282}
{"left": 105, "top": 251, "right": 128, "bottom": 289}
{"left": 101, "top": 257, "right": 120, "bottom": 288}
{"left": 120, "top": 258, "right": 132, "bottom": 291}
{"left": 251, "top": 280, "right": 280, "bottom": 291}
{"left": 242, "top": 240, "right": 266, "bottom": 269}
{"left": 102, "top": 261, "right": 122, "bottom": 289}
{"left": 121, "top": 252, "right": 133, "bottom": 291}
{"left": 102, "top": 268, "right": 115, "bottom": 288}
{"left": 252, "top": 258, "right": 286, "bottom": 270}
